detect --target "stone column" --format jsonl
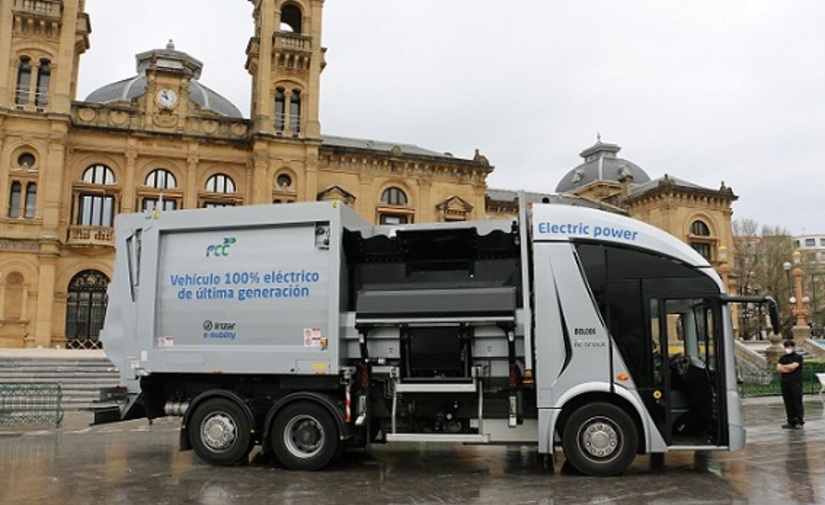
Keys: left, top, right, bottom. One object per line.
{"left": 185, "top": 150, "right": 198, "bottom": 209}
{"left": 717, "top": 245, "right": 730, "bottom": 294}
{"left": 250, "top": 146, "right": 269, "bottom": 205}
{"left": 32, "top": 244, "right": 58, "bottom": 347}
{"left": 358, "top": 170, "right": 374, "bottom": 221}
{"left": 122, "top": 139, "right": 138, "bottom": 213}
{"left": 416, "top": 168, "right": 430, "bottom": 222}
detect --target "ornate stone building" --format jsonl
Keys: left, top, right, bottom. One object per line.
{"left": 553, "top": 138, "right": 738, "bottom": 278}
{"left": 0, "top": 0, "right": 490, "bottom": 348}
{"left": 0, "top": 2, "right": 737, "bottom": 350}
{"left": 485, "top": 139, "right": 738, "bottom": 275}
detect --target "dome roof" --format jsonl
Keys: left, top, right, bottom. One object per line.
{"left": 556, "top": 139, "right": 651, "bottom": 193}
{"left": 84, "top": 41, "right": 242, "bottom": 118}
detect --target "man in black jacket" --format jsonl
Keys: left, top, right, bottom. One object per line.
{"left": 776, "top": 339, "right": 804, "bottom": 429}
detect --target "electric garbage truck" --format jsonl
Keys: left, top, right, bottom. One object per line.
{"left": 97, "top": 199, "right": 778, "bottom": 476}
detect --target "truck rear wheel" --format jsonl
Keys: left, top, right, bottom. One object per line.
{"left": 562, "top": 402, "right": 638, "bottom": 476}
{"left": 189, "top": 398, "right": 252, "bottom": 466}
{"left": 271, "top": 401, "right": 339, "bottom": 470}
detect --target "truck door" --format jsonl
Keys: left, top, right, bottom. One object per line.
{"left": 644, "top": 292, "right": 727, "bottom": 447}
{"left": 573, "top": 243, "right": 727, "bottom": 447}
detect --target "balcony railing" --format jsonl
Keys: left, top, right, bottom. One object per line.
{"left": 273, "top": 32, "right": 312, "bottom": 53}
{"left": 67, "top": 225, "right": 113, "bottom": 247}
{"left": 246, "top": 37, "right": 260, "bottom": 57}
{"left": 13, "top": 0, "right": 62, "bottom": 19}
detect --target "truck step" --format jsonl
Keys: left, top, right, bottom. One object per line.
{"left": 386, "top": 433, "right": 489, "bottom": 443}
{"left": 91, "top": 405, "right": 123, "bottom": 425}
{"left": 395, "top": 382, "right": 477, "bottom": 393}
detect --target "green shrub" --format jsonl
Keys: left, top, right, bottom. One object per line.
{"left": 806, "top": 359, "right": 825, "bottom": 374}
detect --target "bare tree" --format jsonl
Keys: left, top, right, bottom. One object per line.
{"left": 733, "top": 220, "right": 795, "bottom": 338}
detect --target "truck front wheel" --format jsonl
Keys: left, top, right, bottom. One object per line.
{"left": 562, "top": 402, "right": 638, "bottom": 476}
{"left": 271, "top": 401, "right": 339, "bottom": 470}
{"left": 189, "top": 398, "right": 253, "bottom": 466}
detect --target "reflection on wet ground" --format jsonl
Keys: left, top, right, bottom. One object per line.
{"left": 0, "top": 398, "right": 822, "bottom": 505}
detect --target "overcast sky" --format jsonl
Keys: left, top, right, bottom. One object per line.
{"left": 76, "top": 1, "right": 825, "bottom": 235}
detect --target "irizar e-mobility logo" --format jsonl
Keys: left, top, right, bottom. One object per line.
{"left": 206, "top": 237, "right": 237, "bottom": 258}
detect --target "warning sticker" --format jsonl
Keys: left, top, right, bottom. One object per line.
{"left": 158, "top": 336, "right": 174, "bottom": 348}
{"left": 303, "top": 328, "right": 323, "bottom": 348}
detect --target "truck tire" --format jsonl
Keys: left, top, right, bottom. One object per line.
{"left": 562, "top": 402, "right": 638, "bottom": 476}
{"left": 189, "top": 398, "right": 252, "bottom": 466}
{"left": 271, "top": 401, "right": 339, "bottom": 471}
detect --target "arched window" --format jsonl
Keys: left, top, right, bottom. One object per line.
{"left": 691, "top": 220, "right": 711, "bottom": 236}
{"left": 273, "top": 171, "right": 297, "bottom": 204}
{"left": 17, "top": 152, "right": 36, "bottom": 168}
{"left": 378, "top": 187, "right": 412, "bottom": 225}
{"left": 141, "top": 169, "right": 179, "bottom": 212}
{"left": 76, "top": 164, "right": 117, "bottom": 227}
{"left": 24, "top": 183, "right": 36, "bottom": 218}
{"left": 276, "top": 173, "right": 292, "bottom": 188}
{"left": 82, "top": 164, "right": 116, "bottom": 185}
{"left": 3, "top": 272, "right": 24, "bottom": 321}
{"left": 275, "top": 88, "right": 286, "bottom": 131}
{"left": 8, "top": 182, "right": 21, "bottom": 218}
{"left": 688, "top": 219, "right": 714, "bottom": 260}
{"left": 289, "top": 90, "right": 301, "bottom": 133}
{"left": 65, "top": 270, "right": 109, "bottom": 349}
{"left": 15, "top": 58, "right": 32, "bottom": 105}
{"left": 381, "top": 187, "right": 408, "bottom": 206}
{"left": 205, "top": 173, "right": 235, "bottom": 193}
{"left": 145, "top": 168, "right": 177, "bottom": 189}
{"left": 280, "top": 3, "right": 303, "bottom": 33}
{"left": 35, "top": 59, "right": 50, "bottom": 107}
{"left": 202, "top": 173, "right": 237, "bottom": 208}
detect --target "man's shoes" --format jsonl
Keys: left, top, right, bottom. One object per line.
{"left": 793, "top": 424, "right": 804, "bottom": 429}
{"left": 782, "top": 423, "right": 795, "bottom": 429}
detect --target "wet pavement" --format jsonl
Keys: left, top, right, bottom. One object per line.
{"left": 0, "top": 397, "right": 823, "bottom": 505}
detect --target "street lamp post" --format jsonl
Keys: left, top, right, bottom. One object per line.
{"left": 767, "top": 255, "right": 810, "bottom": 364}
{"left": 790, "top": 250, "right": 810, "bottom": 340}
{"left": 768, "top": 261, "right": 795, "bottom": 365}
{"left": 811, "top": 272, "right": 824, "bottom": 338}
{"left": 783, "top": 260, "right": 792, "bottom": 294}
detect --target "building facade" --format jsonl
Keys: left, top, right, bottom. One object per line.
{"left": 0, "top": 1, "right": 738, "bottom": 350}
{"left": 794, "top": 234, "right": 825, "bottom": 265}
{"left": 0, "top": 0, "right": 490, "bottom": 348}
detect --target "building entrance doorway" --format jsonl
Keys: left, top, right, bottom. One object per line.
{"left": 65, "top": 270, "right": 109, "bottom": 349}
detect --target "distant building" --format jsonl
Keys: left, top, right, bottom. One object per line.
{"left": 794, "top": 234, "right": 825, "bottom": 265}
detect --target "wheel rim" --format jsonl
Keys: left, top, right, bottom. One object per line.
{"left": 283, "top": 414, "right": 325, "bottom": 459}
{"left": 578, "top": 416, "right": 621, "bottom": 461}
{"left": 200, "top": 411, "right": 238, "bottom": 453}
